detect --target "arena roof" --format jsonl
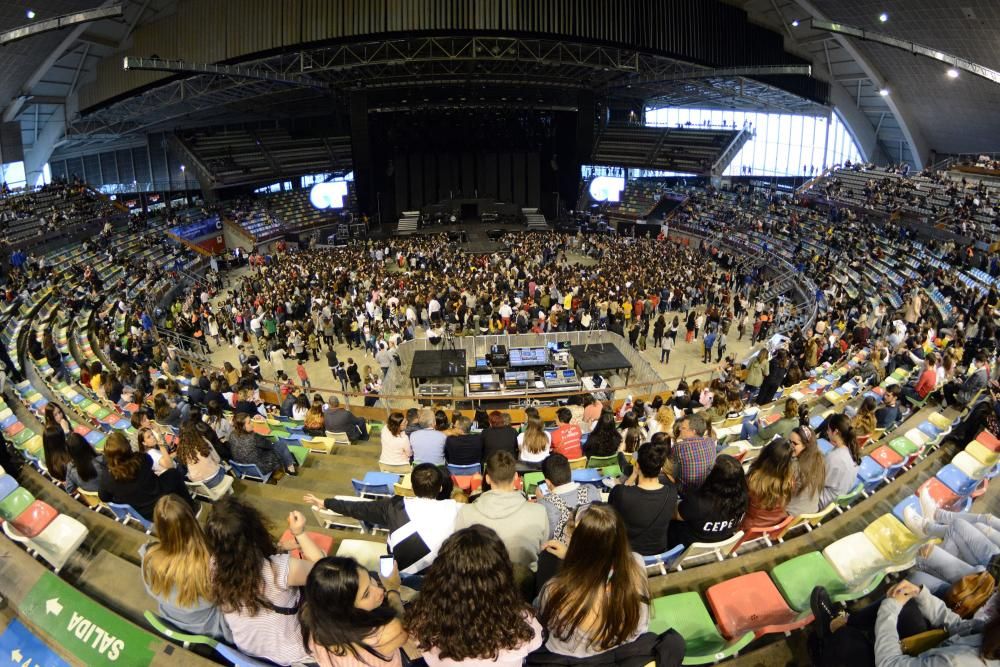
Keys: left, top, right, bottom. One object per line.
{"left": 0, "top": 0, "right": 997, "bottom": 179}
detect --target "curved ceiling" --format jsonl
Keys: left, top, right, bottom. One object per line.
{"left": 730, "top": 0, "right": 1000, "bottom": 167}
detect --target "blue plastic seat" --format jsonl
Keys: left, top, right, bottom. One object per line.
{"left": 817, "top": 438, "right": 833, "bottom": 455}
{"left": 0, "top": 474, "right": 18, "bottom": 502}
{"left": 857, "top": 456, "right": 886, "bottom": 494}
{"left": 642, "top": 544, "right": 685, "bottom": 576}
{"left": 351, "top": 479, "right": 393, "bottom": 497}
{"left": 918, "top": 422, "right": 942, "bottom": 439}
{"left": 445, "top": 463, "right": 480, "bottom": 477}
{"left": 363, "top": 471, "right": 402, "bottom": 487}
{"left": 228, "top": 460, "right": 272, "bottom": 483}
{"left": 891, "top": 495, "right": 922, "bottom": 525}
{"left": 571, "top": 468, "right": 603, "bottom": 485}
{"left": 107, "top": 502, "right": 153, "bottom": 532}
{"left": 936, "top": 464, "right": 979, "bottom": 496}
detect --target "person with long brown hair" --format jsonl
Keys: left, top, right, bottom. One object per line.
{"left": 229, "top": 411, "right": 298, "bottom": 476}
{"left": 741, "top": 438, "right": 796, "bottom": 531}
{"left": 820, "top": 413, "right": 860, "bottom": 507}
{"left": 41, "top": 426, "right": 71, "bottom": 482}
{"left": 204, "top": 496, "right": 323, "bottom": 665}
{"left": 851, "top": 396, "right": 878, "bottom": 438}
{"left": 174, "top": 422, "right": 226, "bottom": 488}
{"left": 517, "top": 415, "right": 551, "bottom": 468}
{"left": 536, "top": 504, "right": 654, "bottom": 659}
{"left": 43, "top": 403, "right": 70, "bottom": 434}
{"left": 405, "top": 525, "right": 543, "bottom": 665}
{"left": 141, "top": 494, "right": 231, "bottom": 641}
{"left": 787, "top": 425, "right": 827, "bottom": 515}
{"left": 97, "top": 431, "right": 194, "bottom": 520}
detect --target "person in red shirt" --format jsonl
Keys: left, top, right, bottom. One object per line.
{"left": 903, "top": 352, "right": 938, "bottom": 404}
{"left": 550, "top": 407, "right": 583, "bottom": 460}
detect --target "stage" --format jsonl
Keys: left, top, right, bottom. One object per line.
{"left": 568, "top": 343, "right": 633, "bottom": 385}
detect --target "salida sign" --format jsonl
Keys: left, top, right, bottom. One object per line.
{"left": 20, "top": 573, "right": 155, "bottom": 666}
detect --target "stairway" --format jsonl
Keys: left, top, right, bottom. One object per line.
{"left": 397, "top": 211, "right": 420, "bottom": 236}
{"left": 523, "top": 208, "right": 549, "bottom": 230}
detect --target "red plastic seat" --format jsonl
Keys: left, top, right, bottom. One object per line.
{"left": 11, "top": 499, "right": 58, "bottom": 538}
{"left": 705, "top": 571, "right": 814, "bottom": 639}
{"left": 4, "top": 421, "right": 24, "bottom": 437}
{"left": 279, "top": 529, "right": 334, "bottom": 559}
{"left": 735, "top": 515, "right": 795, "bottom": 550}
{"left": 976, "top": 431, "right": 1000, "bottom": 453}
{"left": 452, "top": 474, "right": 483, "bottom": 494}
{"left": 917, "top": 477, "right": 964, "bottom": 511}
{"left": 870, "top": 445, "right": 904, "bottom": 468}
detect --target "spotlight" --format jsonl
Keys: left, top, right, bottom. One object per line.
{"left": 879, "top": 87, "right": 890, "bottom": 96}
{"left": 791, "top": 19, "right": 800, "bottom": 27}
{"left": 947, "top": 68, "right": 960, "bottom": 78}
{"left": 878, "top": 12, "right": 888, "bottom": 22}
{"left": 26, "top": 9, "right": 35, "bottom": 19}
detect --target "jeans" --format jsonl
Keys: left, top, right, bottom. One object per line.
{"left": 202, "top": 466, "right": 228, "bottom": 489}
{"left": 910, "top": 513, "right": 1000, "bottom": 594}
{"left": 270, "top": 439, "right": 297, "bottom": 469}
{"left": 739, "top": 417, "right": 759, "bottom": 441}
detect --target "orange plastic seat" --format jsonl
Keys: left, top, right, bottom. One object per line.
{"left": 452, "top": 474, "right": 483, "bottom": 494}
{"left": 280, "top": 529, "right": 334, "bottom": 558}
{"left": 870, "top": 445, "right": 903, "bottom": 468}
{"left": 10, "top": 499, "right": 58, "bottom": 538}
{"left": 917, "top": 477, "right": 964, "bottom": 512}
{"left": 705, "top": 571, "right": 814, "bottom": 639}
{"left": 975, "top": 431, "right": 1000, "bottom": 453}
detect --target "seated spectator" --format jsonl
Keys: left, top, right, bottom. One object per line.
{"left": 140, "top": 495, "right": 231, "bottom": 641}
{"left": 903, "top": 351, "right": 939, "bottom": 405}
{"left": 205, "top": 497, "right": 323, "bottom": 665}
{"left": 137, "top": 427, "right": 175, "bottom": 476}
{"left": 482, "top": 410, "right": 519, "bottom": 463}
{"left": 302, "top": 402, "right": 326, "bottom": 437}
{"left": 379, "top": 412, "right": 412, "bottom": 467}
{"left": 943, "top": 351, "right": 990, "bottom": 408}
{"left": 875, "top": 385, "right": 904, "bottom": 430}
{"left": 550, "top": 408, "right": 583, "bottom": 460}
{"left": 404, "top": 408, "right": 421, "bottom": 435}
{"left": 671, "top": 413, "right": 717, "bottom": 493}
{"left": 206, "top": 401, "right": 233, "bottom": 442}
{"left": 406, "top": 525, "right": 543, "bottom": 665}
{"left": 324, "top": 396, "right": 369, "bottom": 441}
{"left": 304, "top": 464, "right": 459, "bottom": 575}
{"left": 517, "top": 416, "right": 551, "bottom": 469}
{"left": 64, "top": 433, "right": 104, "bottom": 495}
{"left": 582, "top": 409, "right": 622, "bottom": 458}
{"left": 741, "top": 439, "right": 795, "bottom": 532}
{"left": 41, "top": 426, "right": 71, "bottom": 482}
{"left": 786, "top": 425, "right": 826, "bottom": 516}
{"left": 229, "top": 412, "right": 298, "bottom": 476}
{"left": 851, "top": 397, "right": 878, "bottom": 438}
{"left": 299, "top": 556, "right": 410, "bottom": 667}
{"left": 819, "top": 414, "right": 860, "bottom": 507}
{"left": 609, "top": 442, "right": 678, "bottom": 556}
{"left": 291, "top": 394, "right": 310, "bottom": 421}
{"left": 646, "top": 405, "right": 676, "bottom": 439}
{"left": 454, "top": 451, "right": 548, "bottom": 572}
{"left": 618, "top": 411, "right": 648, "bottom": 455}
{"left": 536, "top": 504, "right": 683, "bottom": 663}
{"left": 98, "top": 432, "right": 195, "bottom": 520}
{"left": 43, "top": 403, "right": 70, "bottom": 434}
{"left": 536, "top": 454, "right": 601, "bottom": 543}
{"left": 409, "top": 408, "right": 447, "bottom": 465}
{"left": 444, "top": 416, "right": 483, "bottom": 466}
{"left": 809, "top": 579, "right": 1000, "bottom": 667}
{"left": 581, "top": 395, "right": 603, "bottom": 432}
{"left": 668, "top": 454, "right": 748, "bottom": 548}
{"left": 748, "top": 398, "right": 805, "bottom": 446}
{"left": 175, "top": 422, "right": 226, "bottom": 489}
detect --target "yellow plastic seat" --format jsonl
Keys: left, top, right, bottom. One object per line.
{"left": 967, "top": 441, "right": 1000, "bottom": 467}
{"left": 863, "top": 514, "right": 924, "bottom": 563}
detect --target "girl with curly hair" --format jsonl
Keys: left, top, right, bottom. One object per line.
{"left": 405, "top": 525, "right": 542, "bottom": 665}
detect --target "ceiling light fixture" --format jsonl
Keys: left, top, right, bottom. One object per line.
{"left": 879, "top": 87, "right": 890, "bottom": 96}
{"left": 26, "top": 9, "right": 35, "bottom": 19}
{"left": 947, "top": 68, "right": 960, "bottom": 78}
{"left": 791, "top": 19, "right": 800, "bottom": 27}
{"left": 878, "top": 12, "right": 889, "bottom": 22}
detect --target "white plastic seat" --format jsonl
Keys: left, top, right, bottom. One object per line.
{"left": 3, "top": 514, "right": 88, "bottom": 573}
{"left": 822, "top": 532, "right": 907, "bottom": 588}
{"left": 674, "top": 531, "right": 745, "bottom": 571}
{"left": 335, "top": 538, "right": 387, "bottom": 572}
{"left": 185, "top": 475, "right": 234, "bottom": 501}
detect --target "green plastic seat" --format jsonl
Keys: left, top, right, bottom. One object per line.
{"left": 888, "top": 437, "right": 919, "bottom": 457}
{"left": 771, "top": 551, "right": 881, "bottom": 611}
{"left": 522, "top": 472, "right": 544, "bottom": 496}
{"left": 0, "top": 487, "right": 35, "bottom": 521}
{"left": 270, "top": 428, "right": 291, "bottom": 439}
{"left": 587, "top": 454, "right": 618, "bottom": 469}
{"left": 834, "top": 481, "right": 865, "bottom": 510}
{"left": 143, "top": 611, "right": 218, "bottom": 649}
{"left": 649, "top": 592, "right": 754, "bottom": 665}
{"left": 12, "top": 429, "right": 36, "bottom": 446}
{"left": 288, "top": 444, "right": 308, "bottom": 468}
{"left": 600, "top": 464, "right": 623, "bottom": 479}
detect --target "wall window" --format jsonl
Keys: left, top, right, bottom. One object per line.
{"left": 645, "top": 107, "right": 864, "bottom": 177}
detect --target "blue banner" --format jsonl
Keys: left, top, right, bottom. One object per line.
{"left": 0, "top": 619, "right": 70, "bottom": 667}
